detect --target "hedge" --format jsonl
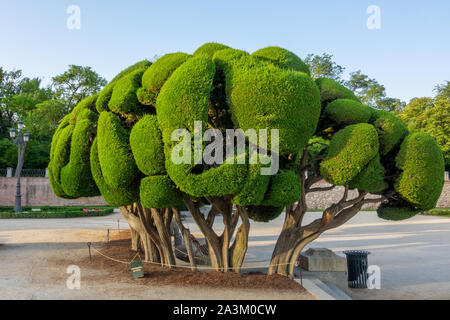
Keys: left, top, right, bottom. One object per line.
{"left": 261, "top": 170, "right": 301, "bottom": 207}
{"left": 97, "top": 112, "right": 139, "bottom": 189}
{"left": 194, "top": 42, "right": 230, "bottom": 57}
{"left": 324, "top": 99, "right": 373, "bottom": 126}
{"left": 371, "top": 109, "right": 409, "bottom": 155}
{"left": 252, "top": 46, "right": 310, "bottom": 75}
{"left": 90, "top": 138, "right": 139, "bottom": 206}
{"left": 130, "top": 115, "right": 166, "bottom": 176}
{"left": 320, "top": 123, "right": 379, "bottom": 185}
{"left": 227, "top": 56, "right": 321, "bottom": 155}
{"left": 247, "top": 205, "right": 284, "bottom": 223}
{"left": 394, "top": 132, "right": 445, "bottom": 210}
{"left": 315, "top": 77, "right": 359, "bottom": 108}
{"left": 141, "top": 52, "right": 191, "bottom": 99}
{"left": 348, "top": 154, "right": 388, "bottom": 193}
{"left": 140, "top": 175, "right": 183, "bottom": 209}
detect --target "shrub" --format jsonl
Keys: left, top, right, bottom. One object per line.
{"left": 130, "top": 115, "right": 165, "bottom": 176}
{"left": 247, "top": 205, "right": 284, "bottom": 223}
{"left": 232, "top": 161, "right": 271, "bottom": 206}
{"left": 320, "top": 123, "right": 379, "bottom": 185}
{"left": 96, "top": 60, "right": 152, "bottom": 113}
{"left": 324, "top": 99, "right": 373, "bottom": 126}
{"left": 136, "top": 87, "right": 157, "bottom": 106}
{"left": 394, "top": 132, "right": 445, "bottom": 210}
{"left": 69, "top": 95, "right": 98, "bottom": 124}
{"left": 261, "top": 170, "right": 301, "bottom": 207}
{"left": 371, "top": 109, "right": 409, "bottom": 155}
{"left": 315, "top": 77, "right": 359, "bottom": 108}
{"left": 252, "top": 46, "right": 310, "bottom": 75}
{"left": 194, "top": 42, "right": 230, "bottom": 57}
{"left": 140, "top": 175, "right": 183, "bottom": 209}
{"left": 48, "top": 124, "right": 75, "bottom": 199}
{"left": 228, "top": 58, "right": 321, "bottom": 155}
{"left": 108, "top": 69, "right": 145, "bottom": 117}
{"left": 60, "top": 114, "right": 100, "bottom": 197}
{"left": 377, "top": 198, "right": 421, "bottom": 221}
{"left": 97, "top": 112, "right": 139, "bottom": 189}
{"left": 141, "top": 52, "right": 191, "bottom": 97}
{"left": 90, "top": 138, "right": 139, "bottom": 206}
{"left": 349, "top": 154, "right": 388, "bottom": 193}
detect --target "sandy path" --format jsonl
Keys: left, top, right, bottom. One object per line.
{"left": 0, "top": 228, "right": 314, "bottom": 300}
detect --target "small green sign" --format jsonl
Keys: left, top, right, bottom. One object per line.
{"left": 130, "top": 261, "right": 144, "bottom": 279}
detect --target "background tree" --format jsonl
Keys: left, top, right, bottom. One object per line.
{"left": 52, "top": 65, "right": 107, "bottom": 112}
{"left": 304, "top": 53, "right": 345, "bottom": 82}
{"left": 399, "top": 81, "right": 450, "bottom": 169}
{"left": 49, "top": 44, "right": 445, "bottom": 279}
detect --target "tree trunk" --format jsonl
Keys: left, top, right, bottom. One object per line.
{"left": 183, "top": 195, "right": 249, "bottom": 273}
{"left": 119, "top": 204, "right": 176, "bottom": 266}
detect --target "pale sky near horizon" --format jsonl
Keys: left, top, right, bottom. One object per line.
{"left": 0, "top": 0, "right": 448, "bottom": 103}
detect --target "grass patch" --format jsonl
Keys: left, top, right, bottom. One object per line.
{"left": 0, "top": 206, "right": 115, "bottom": 219}
{"left": 423, "top": 208, "right": 450, "bottom": 217}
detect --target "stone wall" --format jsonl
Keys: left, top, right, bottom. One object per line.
{"left": 306, "top": 180, "right": 450, "bottom": 210}
{"left": 0, "top": 177, "right": 106, "bottom": 207}
{"left": 0, "top": 177, "right": 448, "bottom": 209}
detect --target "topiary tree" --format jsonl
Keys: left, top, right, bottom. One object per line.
{"left": 49, "top": 43, "right": 445, "bottom": 278}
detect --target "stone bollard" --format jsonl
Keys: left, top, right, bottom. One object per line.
{"left": 45, "top": 168, "right": 49, "bottom": 178}
{"left": 299, "top": 248, "right": 347, "bottom": 272}
{"left": 445, "top": 171, "right": 449, "bottom": 181}
{"left": 6, "top": 167, "right": 13, "bottom": 178}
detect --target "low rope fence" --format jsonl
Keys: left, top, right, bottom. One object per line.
{"left": 89, "top": 242, "right": 295, "bottom": 271}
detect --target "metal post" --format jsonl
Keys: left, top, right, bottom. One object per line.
{"left": 15, "top": 140, "right": 22, "bottom": 213}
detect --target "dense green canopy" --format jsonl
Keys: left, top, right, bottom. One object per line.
{"left": 48, "top": 43, "right": 445, "bottom": 223}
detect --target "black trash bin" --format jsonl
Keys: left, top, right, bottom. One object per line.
{"left": 343, "top": 250, "right": 370, "bottom": 288}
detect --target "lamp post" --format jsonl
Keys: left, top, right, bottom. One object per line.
{"left": 9, "top": 120, "right": 30, "bottom": 213}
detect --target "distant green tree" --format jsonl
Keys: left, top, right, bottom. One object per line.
{"left": 304, "top": 53, "right": 345, "bottom": 82}
{"left": 52, "top": 65, "right": 107, "bottom": 111}
{"left": 399, "top": 82, "right": 450, "bottom": 169}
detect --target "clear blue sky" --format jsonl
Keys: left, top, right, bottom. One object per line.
{"left": 0, "top": 0, "right": 448, "bottom": 102}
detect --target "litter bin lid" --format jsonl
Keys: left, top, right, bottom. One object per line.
{"left": 343, "top": 250, "right": 370, "bottom": 256}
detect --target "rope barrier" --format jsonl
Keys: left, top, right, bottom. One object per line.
{"left": 89, "top": 243, "right": 296, "bottom": 271}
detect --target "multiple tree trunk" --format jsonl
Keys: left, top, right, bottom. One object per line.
{"left": 118, "top": 146, "right": 387, "bottom": 278}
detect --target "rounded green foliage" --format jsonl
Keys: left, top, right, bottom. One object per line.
{"left": 377, "top": 198, "right": 421, "bottom": 221}
{"left": 141, "top": 52, "right": 191, "bottom": 97}
{"left": 247, "top": 205, "right": 284, "bottom": 223}
{"left": 261, "top": 170, "right": 301, "bottom": 207}
{"left": 136, "top": 87, "right": 157, "bottom": 106}
{"left": 97, "top": 112, "right": 139, "bottom": 189}
{"left": 157, "top": 55, "right": 248, "bottom": 197}
{"left": 229, "top": 60, "right": 321, "bottom": 155}
{"left": 349, "top": 154, "right": 388, "bottom": 193}
{"left": 315, "top": 78, "right": 359, "bottom": 107}
{"left": 140, "top": 175, "right": 183, "bottom": 209}
{"left": 232, "top": 161, "right": 271, "bottom": 206}
{"left": 166, "top": 157, "right": 248, "bottom": 198}
{"left": 90, "top": 138, "right": 139, "bottom": 206}
{"left": 394, "top": 132, "right": 444, "bottom": 210}
{"left": 157, "top": 55, "right": 215, "bottom": 144}
{"left": 371, "top": 109, "right": 409, "bottom": 155}
{"left": 69, "top": 95, "right": 98, "bottom": 124}
{"left": 324, "top": 99, "right": 373, "bottom": 126}
{"left": 252, "top": 46, "right": 310, "bottom": 75}
{"left": 48, "top": 123, "right": 75, "bottom": 199}
{"left": 108, "top": 69, "right": 145, "bottom": 117}
{"left": 320, "top": 123, "right": 380, "bottom": 185}
{"left": 96, "top": 60, "right": 152, "bottom": 113}
{"left": 194, "top": 42, "right": 230, "bottom": 57}
{"left": 60, "top": 112, "right": 100, "bottom": 198}
{"left": 130, "top": 115, "right": 165, "bottom": 176}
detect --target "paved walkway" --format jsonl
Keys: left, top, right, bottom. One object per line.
{"left": 1, "top": 209, "right": 450, "bottom": 299}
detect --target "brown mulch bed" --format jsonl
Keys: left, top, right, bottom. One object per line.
{"left": 79, "top": 231, "right": 305, "bottom": 292}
